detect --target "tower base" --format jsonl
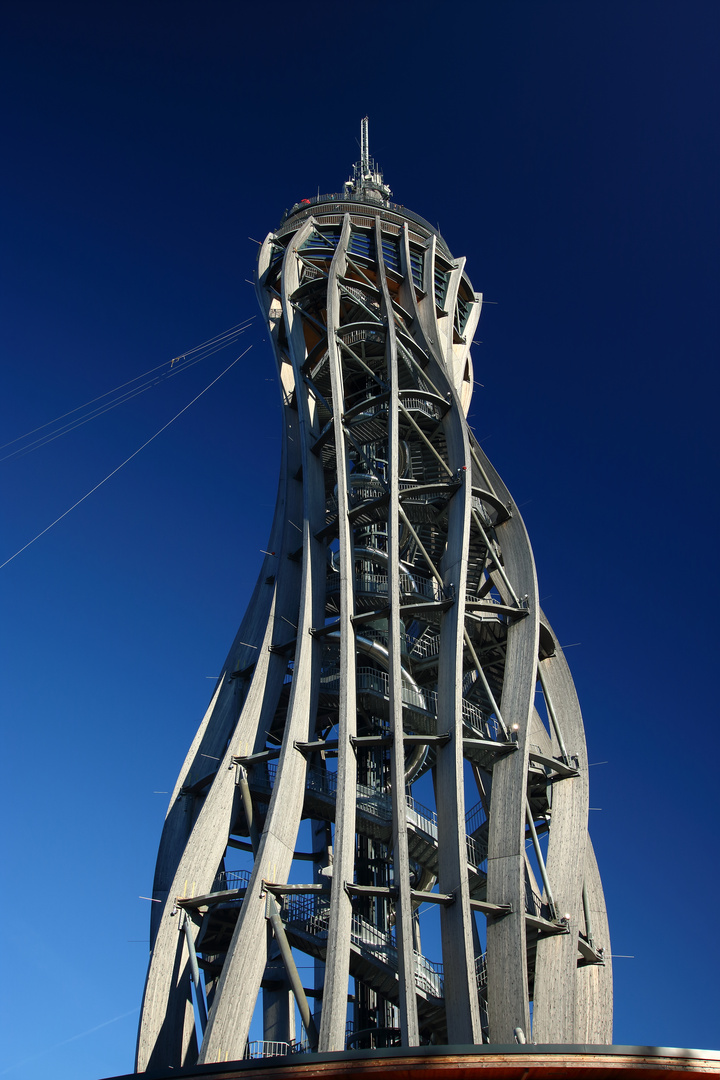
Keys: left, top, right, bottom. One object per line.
{"left": 108, "top": 1045, "right": 720, "bottom": 1080}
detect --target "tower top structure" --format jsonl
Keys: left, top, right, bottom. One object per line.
{"left": 344, "top": 116, "right": 392, "bottom": 203}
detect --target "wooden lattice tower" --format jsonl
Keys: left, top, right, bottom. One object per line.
{"left": 136, "top": 119, "right": 612, "bottom": 1073}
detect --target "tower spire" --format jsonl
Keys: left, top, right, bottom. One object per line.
{"left": 344, "top": 115, "right": 392, "bottom": 203}
{"left": 360, "top": 115, "right": 370, "bottom": 177}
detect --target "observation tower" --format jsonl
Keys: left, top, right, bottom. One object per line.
{"left": 136, "top": 118, "right": 612, "bottom": 1073}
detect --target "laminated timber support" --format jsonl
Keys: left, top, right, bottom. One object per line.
{"left": 318, "top": 214, "right": 359, "bottom": 1053}
{"left": 396, "top": 213, "right": 482, "bottom": 1043}
{"left": 431, "top": 381, "right": 482, "bottom": 1043}
{"left": 137, "top": 226, "right": 311, "bottom": 1072}
{"left": 196, "top": 217, "right": 328, "bottom": 1066}
{"left": 137, "top": 124, "right": 612, "bottom": 1071}
{"left": 484, "top": 484, "right": 538, "bottom": 1045}
{"left": 532, "top": 612, "right": 591, "bottom": 1044}
{"left": 575, "top": 837, "right": 613, "bottom": 1043}
{"left": 376, "top": 214, "right": 420, "bottom": 1047}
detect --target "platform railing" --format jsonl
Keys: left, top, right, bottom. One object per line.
{"left": 475, "top": 951, "right": 488, "bottom": 992}
{"left": 212, "top": 869, "right": 251, "bottom": 892}
{"left": 465, "top": 798, "right": 487, "bottom": 836}
{"left": 282, "top": 893, "right": 445, "bottom": 999}
{"left": 244, "top": 1040, "right": 290, "bottom": 1059}
{"left": 407, "top": 632, "right": 440, "bottom": 659}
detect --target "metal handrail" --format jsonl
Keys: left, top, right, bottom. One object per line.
{"left": 244, "top": 1041, "right": 290, "bottom": 1059}
{"left": 337, "top": 327, "right": 385, "bottom": 347}
{"left": 401, "top": 490, "right": 453, "bottom": 506}
{"left": 466, "top": 834, "right": 486, "bottom": 870}
{"left": 407, "top": 631, "right": 441, "bottom": 659}
{"left": 280, "top": 666, "right": 499, "bottom": 741}
{"left": 254, "top": 766, "right": 487, "bottom": 873}
{"left": 346, "top": 571, "right": 439, "bottom": 601}
{"left": 525, "top": 882, "right": 544, "bottom": 917}
{"left": 475, "top": 952, "right": 488, "bottom": 992}
{"left": 283, "top": 893, "right": 444, "bottom": 998}
{"left": 405, "top": 794, "right": 437, "bottom": 830}
{"left": 401, "top": 396, "right": 442, "bottom": 420}
{"left": 462, "top": 668, "right": 478, "bottom": 696}
{"left": 464, "top": 592, "right": 508, "bottom": 609}
{"left": 465, "top": 799, "right": 487, "bottom": 836}
{"left": 213, "top": 869, "right": 251, "bottom": 892}
{"left": 303, "top": 766, "right": 484, "bottom": 870}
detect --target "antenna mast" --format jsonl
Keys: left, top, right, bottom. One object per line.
{"left": 361, "top": 116, "right": 370, "bottom": 178}
{"left": 345, "top": 116, "right": 391, "bottom": 203}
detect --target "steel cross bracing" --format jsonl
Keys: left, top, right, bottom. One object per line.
{"left": 136, "top": 188, "right": 612, "bottom": 1072}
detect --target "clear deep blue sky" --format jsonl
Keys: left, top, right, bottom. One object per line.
{"left": 1, "top": 2, "right": 719, "bottom": 1077}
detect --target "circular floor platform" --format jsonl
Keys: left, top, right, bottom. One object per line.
{"left": 103, "top": 1045, "right": 720, "bottom": 1080}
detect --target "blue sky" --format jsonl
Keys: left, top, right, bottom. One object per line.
{"left": 1, "top": 2, "right": 719, "bottom": 1077}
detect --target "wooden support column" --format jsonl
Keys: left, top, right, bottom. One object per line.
{"left": 377, "top": 216, "right": 420, "bottom": 1046}
{"left": 197, "top": 217, "right": 326, "bottom": 1065}
{"left": 318, "top": 215, "right": 358, "bottom": 1052}
{"left": 532, "top": 613, "right": 589, "bottom": 1043}
{"left": 433, "top": 322, "right": 481, "bottom": 1041}
{"left": 481, "top": 445, "right": 539, "bottom": 1046}
{"left": 575, "top": 838, "right": 613, "bottom": 1043}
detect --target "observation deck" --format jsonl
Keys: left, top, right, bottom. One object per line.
{"left": 279, "top": 192, "right": 453, "bottom": 260}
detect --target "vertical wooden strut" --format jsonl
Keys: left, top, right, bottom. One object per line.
{"left": 136, "top": 132, "right": 612, "bottom": 1072}
{"left": 318, "top": 215, "right": 357, "bottom": 1052}
{"left": 376, "top": 216, "right": 420, "bottom": 1047}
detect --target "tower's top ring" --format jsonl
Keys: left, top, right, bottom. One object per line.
{"left": 278, "top": 195, "right": 451, "bottom": 259}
